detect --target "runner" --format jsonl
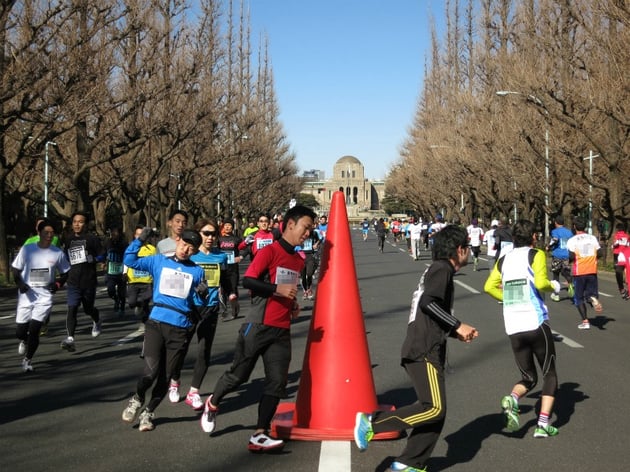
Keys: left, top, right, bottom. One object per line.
{"left": 484, "top": 219, "right": 562, "bottom": 438}
{"left": 12, "top": 219, "right": 70, "bottom": 371}
{"left": 200, "top": 205, "right": 317, "bottom": 452}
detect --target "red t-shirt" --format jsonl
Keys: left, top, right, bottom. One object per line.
{"left": 244, "top": 240, "right": 304, "bottom": 328}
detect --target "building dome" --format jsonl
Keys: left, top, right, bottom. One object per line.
{"left": 336, "top": 155, "right": 362, "bottom": 165}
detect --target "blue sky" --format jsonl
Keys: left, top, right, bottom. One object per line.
{"left": 247, "top": 0, "right": 444, "bottom": 180}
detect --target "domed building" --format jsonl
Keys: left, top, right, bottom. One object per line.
{"left": 301, "top": 155, "right": 386, "bottom": 217}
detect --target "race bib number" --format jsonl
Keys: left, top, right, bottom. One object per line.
{"left": 503, "top": 279, "right": 528, "bottom": 306}
{"left": 68, "top": 246, "right": 87, "bottom": 265}
{"left": 224, "top": 251, "right": 235, "bottom": 264}
{"left": 158, "top": 267, "right": 193, "bottom": 299}
{"left": 201, "top": 263, "right": 221, "bottom": 287}
{"left": 256, "top": 238, "right": 274, "bottom": 250}
{"left": 133, "top": 269, "right": 150, "bottom": 278}
{"left": 108, "top": 261, "right": 124, "bottom": 275}
{"left": 275, "top": 266, "right": 299, "bottom": 285}
{"left": 577, "top": 242, "right": 596, "bottom": 257}
{"left": 29, "top": 268, "right": 50, "bottom": 287}
{"left": 302, "top": 239, "right": 313, "bottom": 251}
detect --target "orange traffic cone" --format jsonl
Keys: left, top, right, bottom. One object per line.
{"left": 271, "top": 191, "right": 398, "bottom": 440}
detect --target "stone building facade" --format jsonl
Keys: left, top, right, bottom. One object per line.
{"left": 301, "top": 155, "right": 385, "bottom": 217}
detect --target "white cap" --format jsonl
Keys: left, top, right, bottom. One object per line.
{"left": 491, "top": 219, "right": 499, "bottom": 227}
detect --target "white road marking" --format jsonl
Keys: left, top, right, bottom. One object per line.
{"left": 319, "top": 441, "right": 351, "bottom": 472}
{"left": 455, "top": 279, "right": 481, "bottom": 294}
{"left": 112, "top": 328, "right": 144, "bottom": 345}
{"left": 552, "top": 330, "right": 584, "bottom": 348}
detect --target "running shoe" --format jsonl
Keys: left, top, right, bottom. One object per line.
{"left": 122, "top": 395, "right": 143, "bottom": 423}
{"left": 138, "top": 410, "right": 155, "bottom": 432}
{"left": 60, "top": 337, "right": 75, "bottom": 352}
{"left": 621, "top": 289, "right": 630, "bottom": 300}
{"left": 39, "top": 325, "right": 48, "bottom": 336}
{"left": 354, "top": 412, "right": 374, "bottom": 451}
{"left": 390, "top": 461, "right": 428, "bottom": 472}
{"left": 247, "top": 432, "right": 284, "bottom": 452}
{"left": 200, "top": 395, "right": 218, "bottom": 433}
{"left": 21, "top": 358, "right": 33, "bottom": 372}
{"left": 567, "top": 283, "right": 575, "bottom": 297}
{"left": 578, "top": 321, "right": 591, "bottom": 330}
{"left": 185, "top": 391, "right": 204, "bottom": 410}
{"left": 18, "top": 341, "right": 26, "bottom": 355}
{"left": 533, "top": 424, "right": 559, "bottom": 438}
{"left": 550, "top": 293, "right": 560, "bottom": 302}
{"left": 91, "top": 321, "right": 102, "bottom": 337}
{"left": 168, "top": 382, "right": 180, "bottom": 403}
{"left": 589, "top": 296, "right": 603, "bottom": 313}
{"left": 501, "top": 395, "right": 520, "bottom": 432}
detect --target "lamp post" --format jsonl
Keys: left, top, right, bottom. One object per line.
{"left": 169, "top": 173, "right": 181, "bottom": 210}
{"left": 496, "top": 90, "right": 550, "bottom": 243}
{"left": 44, "top": 141, "right": 57, "bottom": 217}
{"left": 583, "top": 150, "right": 599, "bottom": 235}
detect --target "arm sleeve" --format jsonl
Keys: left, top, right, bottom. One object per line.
{"left": 123, "top": 239, "right": 145, "bottom": 269}
{"left": 417, "top": 265, "right": 461, "bottom": 332}
{"left": 422, "top": 300, "right": 461, "bottom": 332}
{"left": 243, "top": 276, "right": 276, "bottom": 297}
{"left": 242, "top": 246, "right": 277, "bottom": 297}
{"left": 484, "top": 260, "right": 504, "bottom": 301}
{"left": 532, "top": 249, "right": 554, "bottom": 292}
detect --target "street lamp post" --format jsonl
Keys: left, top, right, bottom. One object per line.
{"left": 583, "top": 150, "right": 599, "bottom": 235}
{"left": 44, "top": 141, "right": 57, "bottom": 217}
{"left": 169, "top": 173, "right": 181, "bottom": 210}
{"left": 496, "top": 90, "right": 550, "bottom": 243}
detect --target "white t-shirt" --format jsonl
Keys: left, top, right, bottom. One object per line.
{"left": 12, "top": 244, "right": 71, "bottom": 305}
{"left": 483, "top": 229, "right": 497, "bottom": 257}
{"left": 467, "top": 225, "right": 484, "bottom": 247}
{"left": 410, "top": 223, "right": 423, "bottom": 240}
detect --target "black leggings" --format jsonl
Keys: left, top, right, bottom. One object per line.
{"left": 16, "top": 319, "right": 44, "bottom": 360}
{"left": 509, "top": 322, "right": 557, "bottom": 397}
{"left": 136, "top": 320, "right": 192, "bottom": 412}
{"left": 190, "top": 306, "right": 220, "bottom": 389}
{"left": 301, "top": 254, "right": 317, "bottom": 290}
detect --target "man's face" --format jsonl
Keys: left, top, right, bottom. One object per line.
{"left": 169, "top": 214, "right": 187, "bottom": 238}
{"left": 258, "top": 216, "right": 270, "bottom": 231}
{"left": 285, "top": 216, "right": 314, "bottom": 246}
{"left": 175, "top": 239, "right": 197, "bottom": 259}
{"left": 319, "top": 217, "right": 327, "bottom": 226}
{"left": 38, "top": 225, "right": 55, "bottom": 247}
{"left": 222, "top": 223, "right": 233, "bottom": 234}
{"left": 72, "top": 215, "right": 87, "bottom": 235}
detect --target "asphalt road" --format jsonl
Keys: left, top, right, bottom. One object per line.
{"left": 1, "top": 230, "right": 628, "bottom": 472}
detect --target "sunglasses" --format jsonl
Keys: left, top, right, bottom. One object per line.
{"left": 201, "top": 230, "right": 217, "bottom": 237}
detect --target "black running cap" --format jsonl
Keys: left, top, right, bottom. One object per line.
{"left": 181, "top": 229, "right": 201, "bottom": 247}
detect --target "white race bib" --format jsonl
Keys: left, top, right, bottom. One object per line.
{"left": 158, "top": 267, "right": 193, "bottom": 299}
{"left": 275, "top": 266, "right": 299, "bottom": 285}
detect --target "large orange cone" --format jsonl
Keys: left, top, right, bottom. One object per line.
{"left": 272, "top": 191, "right": 398, "bottom": 440}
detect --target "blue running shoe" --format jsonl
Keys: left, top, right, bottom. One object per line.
{"left": 353, "top": 412, "right": 373, "bottom": 451}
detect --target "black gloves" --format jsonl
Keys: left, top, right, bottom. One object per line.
{"left": 46, "top": 282, "right": 61, "bottom": 293}
{"left": 195, "top": 280, "right": 209, "bottom": 300}
{"left": 138, "top": 227, "right": 154, "bottom": 243}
